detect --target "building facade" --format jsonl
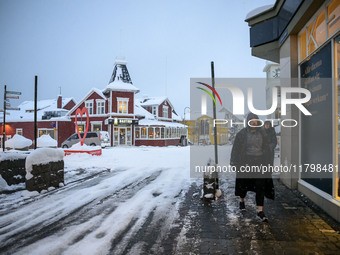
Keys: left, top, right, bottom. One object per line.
{"left": 0, "top": 59, "right": 186, "bottom": 148}
{"left": 246, "top": 0, "right": 340, "bottom": 221}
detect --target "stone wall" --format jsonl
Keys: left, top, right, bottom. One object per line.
{"left": 26, "top": 160, "right": 64, "bottom": 192}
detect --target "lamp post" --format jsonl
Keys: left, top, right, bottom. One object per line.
{"left": 183, "top": 107, "right": 190, "bottom": 142}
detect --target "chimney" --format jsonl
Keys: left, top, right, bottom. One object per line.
{"left": 57, "top": 95, "right": 62, "bottom": 109}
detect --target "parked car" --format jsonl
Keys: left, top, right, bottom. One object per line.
{"left": 62, "top": 131, "right": 111, "bottom": 148}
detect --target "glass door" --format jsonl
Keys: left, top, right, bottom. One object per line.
{"left": 119, "top": 128, "right": 126, "bottom": 145}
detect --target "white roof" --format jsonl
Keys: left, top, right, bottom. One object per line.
{"left": 172, "top": 111, "right": 182, "bottom": 121}
{"left": 3, "top": 97, "right": 73, "bottom": 122}
{"left": 139, "top": 96, "right": 168, "bottom": 106}
{"left": 245, "top": 4, "right": 275, "bottom": 20}
{"left": 104, "top": 80, "right": 140, "bottom": 93}
{"left": 134, "top": 103, "right": 155, "bottom": 119}
{"left": 67, "top": 88, "right": 107, "bottom": 116}
{"left": 138, "top": 118, "right": 186, "bottom": 128}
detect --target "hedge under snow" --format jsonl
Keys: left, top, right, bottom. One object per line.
{"left": 25, "top": 148, "right": 64, "bottom": 180}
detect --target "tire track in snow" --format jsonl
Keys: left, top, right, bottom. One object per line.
{"left": 0, "top": 169, "right": 163, "bottom": 255}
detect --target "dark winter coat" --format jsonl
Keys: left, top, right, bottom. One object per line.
{"left": 230, "top": 115, "right": 275, "bottom": 200}
{"left": 264, "top": 125, "right": 277, "bottom": 165}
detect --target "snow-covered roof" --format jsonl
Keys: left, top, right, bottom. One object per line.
{"left": 104, "top": 80, "right": 140, "bottom": 93}
{"left": 138, "top": 118, "right": 187, "bottom": 128}
{"left": 3, "top": 97, "right": 73, "bottom": 122}
{"left": 138, "top": 96, "right": 167, "bottom": 106}
{"left": 104, "top": 59, "right": 139, "bottom": 93}
{"left": 172, "top": 111, "right": 182, "bottom": 121}
{"left": 134, "top": 103, "right": 155, "bottom": 120}
{"left": 245, "top": 4, "right": 275, "bottom": 20}
{"left": 67, "top": 88, "right": 107, "bottom": 116}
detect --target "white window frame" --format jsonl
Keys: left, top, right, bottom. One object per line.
{"left": 117, "top": 97, "right": 129, "bottom": 114}
{"left": 91, "top": 121, "right": 102, "bottom": 131}
{"left": 16, "top": 128, "right": 23, "bottom": 136}
{"left": 163, "top": 105, "right": 169, "bottom": 118}
{"left": 152, "top": 105, "right": 158, "bottom": 117}
{"left": 38, "top": 128, "right": 55, "bottom": 139}
{"left": 85, "top": 100, "right": 94, "bottom": 115}
{"left": 96, "top": 99, "right": 105, "bottom": 115}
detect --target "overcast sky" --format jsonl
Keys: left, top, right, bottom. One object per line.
{"left": 0, "top": 0, "right": 275, "bottom": 116}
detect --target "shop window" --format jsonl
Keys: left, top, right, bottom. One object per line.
{"left": 328, "top": 0, "right": 340, "bottom": 36}
{"left": 335, "top": 35, "right": 340, "bottom": 198}
{"left": 163, "top": 106, "right": 168, "bottom": 118}
{"left": 97, "top": 100, "right": 105, "bottom": 114}
{"left": 200, "top": 119, "right": 210, "bottom": 135}
{"left": 314, "top": 11, "right": 326, "bottom": 47}
{"left": 148, "top": 127, "right": 154, "bottom": 139}
{"left": 299, "top": 31, "right": 307, "bottom": 61}
{"left": 141, "top": 128, "right": 147, "bottom": 139}
{"left": 92, "top": 123, "right": 102, "bottom": 131}
{"left": 113, "top": 128, "right": 118, "bottom": 145}
{"left": 38, "top": 128, "right": 55, "bottom": 139}
{"left": 118, "top": 98, "right": 129, "bottom": 114}
{"left": 135, "top": 128, "right": 140, "bottom": 139}
{"left": 161, "top": 128, "right": 165, "bottom": 138}
{"left": 16, "top": 128, "right": 23, "bottom": 136}
{"left": 307, "top": 22, "right": 317, "bottom": 54}
{"left": 85, "top": 100, "right": 93, "bottom": 115}
{"left": 155, "top": 127, "right": 160, "bottom": 138}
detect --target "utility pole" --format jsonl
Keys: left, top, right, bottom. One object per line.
{"left": 34, "top": 76, "right": 38, "bottom": 149}
{"left": 3, "top": 85, "right": 6, "bottom": 151}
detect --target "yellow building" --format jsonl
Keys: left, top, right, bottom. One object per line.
{"left": 181, "top": 115, "right": 228, "bottom": 145}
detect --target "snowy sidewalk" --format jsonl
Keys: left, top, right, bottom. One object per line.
{"left": 162, "top": 177, "right": 340, "bottom": 255}
{"left": 1, "top": 146, "right": 340, "bottom": 254}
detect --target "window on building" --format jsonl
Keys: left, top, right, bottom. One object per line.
{"left": 148, "top": 127, "right": 154, "bottom": 139}
{"left": 92, "top": 122, "right": 102, "bottom": 131}
{"left": 118, "top": 98, "right": 129, "bottom": 114}
{"left": 163, "top": 106, "right": 168, "bottom": 118}
{"left": 152, "top": 106, "right": 157, "bottom": 116}
{"left": 38, "top": 128, "right": 55, "bottom": 139}
{"left": 16, "top": 128, "right": 23, "bottom": 136}
{"left": 155, "top": 127, "right": 160, "bottom": 138}
{"left": 85, "top": 100, "right": 93, "bottom": 115}
{"left": 77, "top": 124, "right": 85, "bottom": 133}
{"left": 161, "top": 128, "right": 165, "bottom": 138}
{"left": 200, "top": 119, "right": 209, "bottom": 135}
{"left": 97, "top": 100, "right": 105, "bottom": 114}
{"left": 141, "top": 128, "right": 147, "bottom": 138}
{"left": 135, "top": 127, "right": 140, "bottom": 139}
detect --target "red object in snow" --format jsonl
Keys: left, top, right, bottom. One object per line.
{"left": 75, "top": 107, "right": 89, "bottom": 146}
{"left": 64, "top": 149, "right": 102, "bottom": 156}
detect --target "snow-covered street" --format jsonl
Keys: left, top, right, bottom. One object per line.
{"left": 0, "top": 146, "right": 194, "bottom": 255}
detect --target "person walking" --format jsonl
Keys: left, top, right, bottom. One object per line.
{"left": 264, "top": 120, "right": 277, "bottom": 166}
{"left": 230, "top": 113, "right": 275, "bottom": 222}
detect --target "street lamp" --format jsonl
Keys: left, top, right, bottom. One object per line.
{"left": 183, "top": 107, "right": 190, "bottom": 143}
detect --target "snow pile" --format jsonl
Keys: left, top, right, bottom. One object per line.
{"left": 0, "top": 151, "right": 28, "bottom": 162}
{"left": 5, "top": 134, "right": 32, "bottom": 149}
{"left": 37, "top": 135, "right": 57, "bottom": 148}
{"left": 25, "top": 148, "right": 64, "bottom": 180}
{"left": 67, "top": 142, "right": 101, "bottom": 151}
{"left": 0, "top": 175, "right": 9, "bottom": 191}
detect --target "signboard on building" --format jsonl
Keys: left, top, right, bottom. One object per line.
{"left": 108, "top": 118, "right": 139, "bottom": 125}
{"left": 300, "top": 42, "right": 332, "bottom": 195}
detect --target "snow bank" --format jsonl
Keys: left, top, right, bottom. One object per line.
{"left": 0, "top": 175, "right": 9, "bottom": 191}
{"left": 25, "top": 148, "right": 64, "bottom": 180}
{"left": 37, "top": 135, "right": 57, "bottom": 148}
{"left": 0, "top": 151, "right": 28, "bottom": 162}
{"left": 67, "top": 142, "right": 101, "bottom": 151}
{"left": 5, "top": 134, "right": 32, "bottom": 149}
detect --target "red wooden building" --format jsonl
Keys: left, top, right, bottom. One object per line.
{"left": 0, "top": 59, "right": 186, "bottom": 147}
